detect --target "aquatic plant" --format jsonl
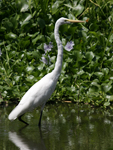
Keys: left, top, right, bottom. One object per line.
{"left": 0, "top": 0, "right": 113, "bottom": 107}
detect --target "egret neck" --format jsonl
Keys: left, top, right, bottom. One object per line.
{"left": 53, "top": 19, "right": 63, "bottom": 80}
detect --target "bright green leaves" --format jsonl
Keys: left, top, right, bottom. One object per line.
{"left": 20, "top": 3, "right": 29, "bottom": 12}
{"left": 102, "top": 68, "right": 109, "bottom": 76}
{"left": 87, "top": 79, "right": 100, "bottom": 95}
{"left": 5, "top": 32, "right": 17, "bottom": 39}
{"left": 74, "top": 4, "right": 84, "bottom": 16}
{"left": 20, "top": 13, "right": 32, "bottom": 27}
{"left": 52, "top": 1, "right": 63, "bottom": 15}
{"left": 86, "top": 51, "right": 95, "bottom": 61}
{"left": 32, "top": 35, "right": 44, "bottom": 45}
{"left": 64, "top": 3, "right": 84, "bottom": 17}
{"left": 88, "top": 85, "right": 99, "bottom": 94}
{"left": 104, "top": 101, "right": 110, "bottom": 107}
{"left": 14, "top": 76, "right": 21, "bottom": 83}
{"left": 26, "top": 66, "right": 35, "bottom": 73}
{"left": 38, "top": 64, "right": 45, "bottom": 71}
{"left": 26, "top": 75, "right": 37, "bottom": 83}
{"left": 72, "top": 51, "right": 83, "bottom": 62}
{"left": 94, "top": 72, "right": 104, "bottom": 80}
{"left": 101, "top": 83, "right": 112, "bottom": 93}
{"left": 15, "top": 0, "right": 29, "bottom": 12}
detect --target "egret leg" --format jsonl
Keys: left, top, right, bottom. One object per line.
{"left": 18, "top": 115, "right": 29, "bottom": 126}
{"left": 38, "top": 103, "right": 46, "bottom": 127}
{"left": 38, "top": 110, "right": 43, "bottom": 127}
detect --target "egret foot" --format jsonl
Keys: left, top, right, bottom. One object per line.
{"left": 18, "top": 115, "right": 29, "bottom": 125}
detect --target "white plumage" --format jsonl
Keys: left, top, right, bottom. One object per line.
{"left": 8, "top": 72, "right": 57, "bottom": 120}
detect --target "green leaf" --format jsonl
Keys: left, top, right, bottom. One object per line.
{"left": 104, "top": 102, "right": 110, "bottom": 107}
{"left": 47, "top": 64, "right": 54, "bottom": 73}
{"left": 60, "top": 76, "right": 67, "bottom": 84}
{"left": 14, "top": 76, "right": 20, "bottom": 82}
{"left": 0, "top": 98, "right": 3, "bottom": 103}
{"left": 101, "top": 84, "right": 112, "bottom": 93}
{"left": 109, "top": 34, "right": 113, "bottom": 43}
{"left": 20, "top": 14, "right": 32, "bottom": 27}
{"left": 0, "top": 67, "right": 5, "bottom": 72}
{"left": 110, "top": 77, "right": 113, "bottom": 80}
{"left": 74, "top": 4, "right": 84, "bottom": 16}
{"left": 102, "top": 68, "right": 109, "bottom": 75}
{"left": 37, "top": 18, "right": 45, "bottom": 29}
{"left": 2, "top": 19, "right": 13, "bottom": 31}
{"left": 5, "top": 32, "right": 17, "bottom": 39}
{"left": 10, "top": 15, "right": 18, "bottom": 29}
{"left": 94, "top": 72, "right": 104, "bottom": 79}
{"left": 88, "top": 86, "right": 99, "bottom": 93}
{"left": 77, "top": 70, "right": 84, "bottom": 76}
{"left": 26, "top": 66, "right": 35, "bottom": 72}
{"left": 19, "top": 39, "right": 30, "bottom": 48}
{"left": 52, "top": 1, "right": 63, "bottom": 15}
{"left": 20, "top": 3, "right": 29, "bottom": 12}
{"left": 68, "top": 14, "right": 75, "bottom": 20}
{"left": 38, "top": 64, "right": 44, "bottom": 71}
{"left": 32, "top": 35, "right": 44, "bottom": 45}
{"left": 64, "top": 4, "right": 75, "bottom": 9}
{"left": 50, "top": 56, "right": 56, "bottom": 64}
{"left": 63, "top": 62, "right": 68, "bottom": 70}
{"left": 86, "top": 51, "right": 95, "bottom": 61}
{"left": 74, "top": 51, "right": 82, "bottom": 61}
{"left": 106, "top": 56, "right": 113, "bottom": 64}
{"left": 106, "top": 95, "right": 113, "bottom": 101}
{"left": 64, "top": 4, "right": 84, "bottom": 16}
{"left": 26, "top": 75, "right": 35, "bottom": 82}
{"left": 27, "top": 32, "right": 39, "bottom": 38}
{"left": 88, "top": 79, "right": 100, "bottom": 94}
{"left": 91, "top": 80, "right": 99, "bottom": 87}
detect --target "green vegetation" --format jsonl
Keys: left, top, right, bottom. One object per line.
{"left": 0, "top": 0, "right": 113, "bottom": 107}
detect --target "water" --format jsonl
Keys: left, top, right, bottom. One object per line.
{"left": 0, "top": 103, "right": 113, "bottom": 150}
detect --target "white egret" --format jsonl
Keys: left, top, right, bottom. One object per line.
{"left": 8, "top": 17, "right": 85, "bottom": 126}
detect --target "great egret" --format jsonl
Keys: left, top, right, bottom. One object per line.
{"left": 8, "top": 17, "right": 85, "bottom": 126}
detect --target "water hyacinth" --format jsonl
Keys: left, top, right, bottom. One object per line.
{"left": 64, "top": 41, "right": 74, "bottom": 51}
{"left": 41, "top": 54, "right": 51, "bottom": 65}
{"left": 0, "top": 48, "right": 2, "bottom": 56}
{"left": 41, "top": 41, "right": 75, "bottom": 64}
{"left": 44, "top": 42, "right": 53, "bottom": 53}
{"left": 41, "top": 42, "right": 53, "bottom": 65}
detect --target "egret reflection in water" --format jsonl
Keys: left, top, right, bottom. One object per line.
{"left": 9, "top": 131, "right": 47, "bottom": 150}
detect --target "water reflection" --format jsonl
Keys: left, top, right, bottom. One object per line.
{"left": 9, "top": 129, "right": 47, "bottom": 150}
{"left": 1, "top": 103, "right": 113, "bottom": 150}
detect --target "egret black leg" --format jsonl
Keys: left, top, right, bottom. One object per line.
{"left": 18, "top": 115, "right": 29, "bottom": 125}
{"left": 38, "top": 110, "right": 43, "bottom": 127}
{"left": 38, "top": 103, "right": 46, "bottom": 127}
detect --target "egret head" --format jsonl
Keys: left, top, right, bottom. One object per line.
{"left": 55, "top": 17, "right": 85, "bottom": 27}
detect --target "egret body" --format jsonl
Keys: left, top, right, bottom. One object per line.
{"left": 8, "top": 18, "right": 84, "bottom": 126}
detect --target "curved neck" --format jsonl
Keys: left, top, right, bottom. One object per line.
{"left": 53, "top": 22, "right": 63, "bottom": 79}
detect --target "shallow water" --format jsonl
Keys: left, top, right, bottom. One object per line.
{"left": 0, "top": 103, "right": 113, "bottom": 150}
